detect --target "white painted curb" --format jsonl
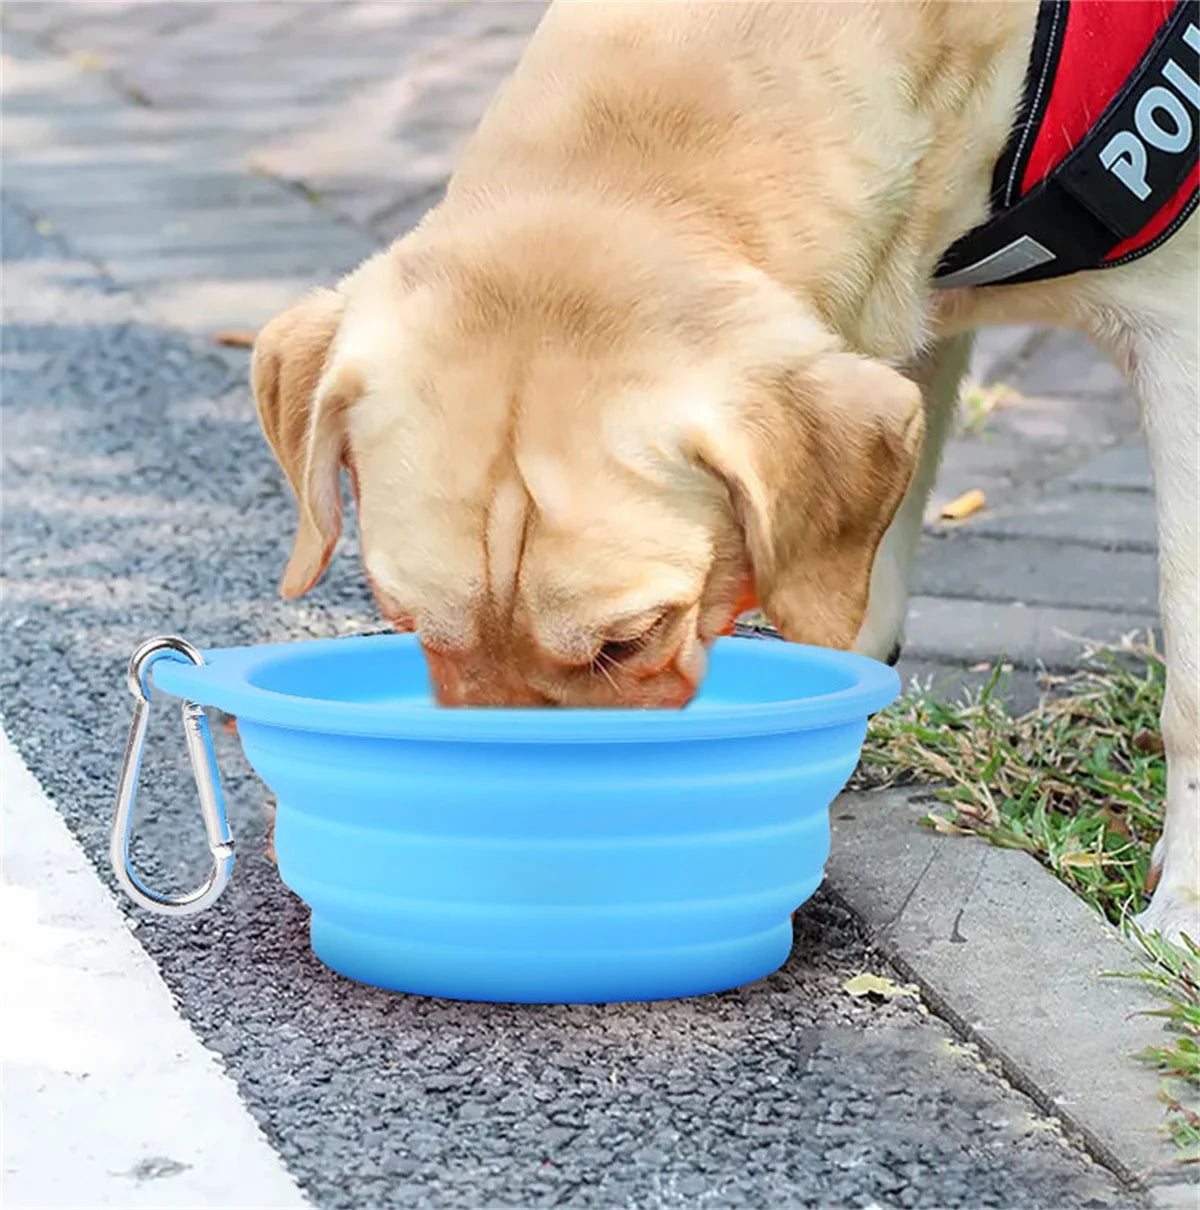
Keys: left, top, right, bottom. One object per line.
{"left": 0, "top": 729, "right": 311, "bottom": 1210}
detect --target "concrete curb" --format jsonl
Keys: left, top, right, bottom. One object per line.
{"left": 0, "top": 730, "right": 312, "bottom": 1209}
{"left": 826, "top": 788, "right": 1196, "bottom": 1194}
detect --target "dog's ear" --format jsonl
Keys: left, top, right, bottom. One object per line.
{"left": 252, "top": 289, "right": 363, "bottom": 598}
{"left": 694, "top": 352, "right": 923, "bottom": 649}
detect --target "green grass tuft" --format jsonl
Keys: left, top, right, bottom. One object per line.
{"left": 1110, "top": 928, "right": 1200, "bottom": 1161}
{"left": 859, "top": 638, "right": 1165, "bottom": 924}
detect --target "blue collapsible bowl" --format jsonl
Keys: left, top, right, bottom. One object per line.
{"left": 153, "top": 634, "right": 898, "bottom": 1004}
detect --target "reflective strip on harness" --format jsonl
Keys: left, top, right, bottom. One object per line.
{"left": 935, "top": 0, "right": 1199, "bottom": 289}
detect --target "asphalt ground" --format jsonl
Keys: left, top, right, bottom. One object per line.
{"left": 1, "top": 198, "right": 1137, "bottom": 1209}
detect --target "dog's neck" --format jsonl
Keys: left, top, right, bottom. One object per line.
{"left": 425, "top": 0, "right": 1037, "bottom": 364}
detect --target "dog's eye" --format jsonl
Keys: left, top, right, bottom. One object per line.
{"left": 592, "top": 610, "right": 672, "bottom": 667}
{"left": 595, "top": 636, "right": 645, "bottom": 665}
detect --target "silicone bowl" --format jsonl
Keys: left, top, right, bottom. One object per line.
{"left": 153, "top": 633, "right": 898, "bottom": 1004}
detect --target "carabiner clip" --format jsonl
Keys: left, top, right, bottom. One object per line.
{"left": 110, "top": 636, "right": 234, "bottom": 916}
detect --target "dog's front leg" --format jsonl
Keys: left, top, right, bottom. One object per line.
{"left": 1126, "top": 309, "right": 1200, "bottom": 945}
{"left": 934, "top": 265, "right": 1199, "bottom": 943}
{"left": 855, "top": 333, "right": 974, "bottom": 663}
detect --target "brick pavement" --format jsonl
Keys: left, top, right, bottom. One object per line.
{"left": 1, "top": 0, "right": 1159, "bottom": 700}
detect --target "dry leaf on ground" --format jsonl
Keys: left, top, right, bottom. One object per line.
{"left": 842, "top": 972, "right": 920, "bottom": 1001}
{"left": 1058, "top": 850, "right": 1104, "bottom": 869}
{"left": 1133, "top": 728, "right": 1164, "bottom": 755}
{"left": 939, "top": 489, "right": 986, "bottom": 521}
{"left": 924, "top": 812, "right": 976, "bottom": 836}
{"left": 213, "top": 329, "right": 257, "bottom": 348}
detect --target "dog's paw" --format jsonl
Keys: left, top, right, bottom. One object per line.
{"left": 1135, "top": 882, "right": 1200, "bottom": 948}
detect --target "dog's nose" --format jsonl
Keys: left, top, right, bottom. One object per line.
{"left": 886, "top": 643, "right": 902, "bottom": 667}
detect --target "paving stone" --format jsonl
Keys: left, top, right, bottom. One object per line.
{"left": 1009, "top": 328, "right": 1130, "bottom": 400}
{"left": 1066, "top": 443, "right": 1154, "bottom": 492}
{"left": 250, "top": 21, "right": 530, "bottom": 231}
{"left": 4, "top": 129, "right": 242, "bottom": 169}
{"left": 297, "top": 0, "right": 450, "bottom": 43}
{"left": 0, "top": 100, "right": 329, "bottom": 147}
{"left": 2, "top": 2, "right": 214, "bottom": 53}
{"left": 9, "top": 165, "right": 292, "bottom": 210}
{"left": 1148, "top": 1182, "right": 1200, "bottom": 1208}
{"left": 967, "top": 324, "right": 1042, "bottom": 385}
{"left": 97, "top": 247, "right": 370, "bottom": 287}
{"left": 121, "top": 76, "right": 368, "bottom": 110}
{"left": 903, "top": 595, "right": 1158, "bottom": 669}
{"left": 1, "top": 37, "right": 125, "bottom": 106}
{"left": 78, "top": 225, "right": 375, "bottom": 266}
{"left": 936, "top": 408, "right": 1140, "bottom": 504}
{"left": 985, "top": 387, "right": 1137, "bottom": 457}
{"left": 941, "top": 487, "right": 1156, "bottom": 551}
{"left": 23, "top": 207, "right": 372, "bottom": 254}
{"left": 119, "top": 1, "right": 311, "bottom": 55}
{"left": 912, "top": 531, "right": 1158, "bottom": 613}
{"left": 133, "top": 275, "right": 330, "bottom": 335}
{"left": 828, "top": 789, "right": 1181, "bottom": 1183}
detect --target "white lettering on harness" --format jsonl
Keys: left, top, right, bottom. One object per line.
{"left": 1099, "top": 22, "right": 1199, "bottom": 202}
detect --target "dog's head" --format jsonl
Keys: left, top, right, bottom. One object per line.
{"left": 252, "top": 211, "right": 922, "bottom": 707}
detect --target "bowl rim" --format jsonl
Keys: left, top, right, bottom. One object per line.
{"left": 151, "top": 633, "right": 899, "bottom": 744}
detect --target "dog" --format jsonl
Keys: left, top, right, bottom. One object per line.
{"left": 251, "top": 1, "right": 1198, "bottom": 942}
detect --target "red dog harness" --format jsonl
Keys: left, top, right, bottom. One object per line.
{"left": 935, "top": 0, "right": 1198, "bottom": 288}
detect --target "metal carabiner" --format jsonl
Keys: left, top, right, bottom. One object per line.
{"left": 110, "top": 636, "right": 234, "bottom": 916}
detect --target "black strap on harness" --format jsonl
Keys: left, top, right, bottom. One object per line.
{"left": 934, "top": 0, "right": 1199, "bottom": 289}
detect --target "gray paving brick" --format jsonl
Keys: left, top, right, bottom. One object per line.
{"left": 132, "top": 274, "right": 323, "bottom": 335}
{"left": 4, "top": 2, "right": 213, "bottom": 52}
{"left": 967, "top": 324, "right": 1041, "bottom": 385}
{"left": 120, "top": 1, "right": 310, "bottom": 54}
{"left": 116, "top": 48, "right": 407, "bottom": 110}
{"left": 17, "top": 2, "right": 304, "bottom": 66}
{"left": 9, "top": 167, "right": 296, "bottom": 211}
{"left": 903, "top": 595, "right": 1158, "bottom": 669}
{"left": 2, "top": 35, "right": 125, "bottom": 103}
{"left": 1008, "top": 329, "right": 1130, "bottom": 400}
{"left": 936, "top": 398, "right": 1140, "bottom": 500}
{"left": 73, "top": 215, "right": 375, "bottom": 262}
{"left": 1065, "top": 443, "right": 1154, "bottom": 492}
{"left": 6, "top": 131, "right": 242, "bottom": 170}
{"left": 945, "top": 487, "right": 1156, "bottom": 551}
{"left": 99, "top": 247, "right": 367, "bottom": 288}
{"left": 1, "top": 2, "right": 150, "bottom": 42}
{"left": 913, "top": 531, "right": 1157, "bottom": 613}
{"left": 250, "top": 21, "right": 529, "bottom": 231}
{"left": 6, "top": 198, "right": 366, "bottom": 242}
{"left": 7, "top": 102, "right": 342, "bottom": 144}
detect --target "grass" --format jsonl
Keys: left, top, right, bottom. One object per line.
{"left": 859, "top": 635, "right": 1200, "bottom": 1154}
{"left": 858, "top": 637, "right": 1165, "bottom": 924}
{"left": 957, "top": 380, "right": 1020, "bottom": 435}
{"left": 1111, "top": 927, "right": 1200, "bottom": 1161}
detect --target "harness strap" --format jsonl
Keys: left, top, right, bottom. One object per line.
{"left": 935, "top": 0, "right": 1198, "bottom": 289}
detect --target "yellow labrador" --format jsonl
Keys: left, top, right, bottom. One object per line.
{"left": 252, "top": 1, "right": 1198, "bottom": 940}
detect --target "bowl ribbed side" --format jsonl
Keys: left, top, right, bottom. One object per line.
{"left": 239, "top": 719, "right": 868, "bottom": 1002}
